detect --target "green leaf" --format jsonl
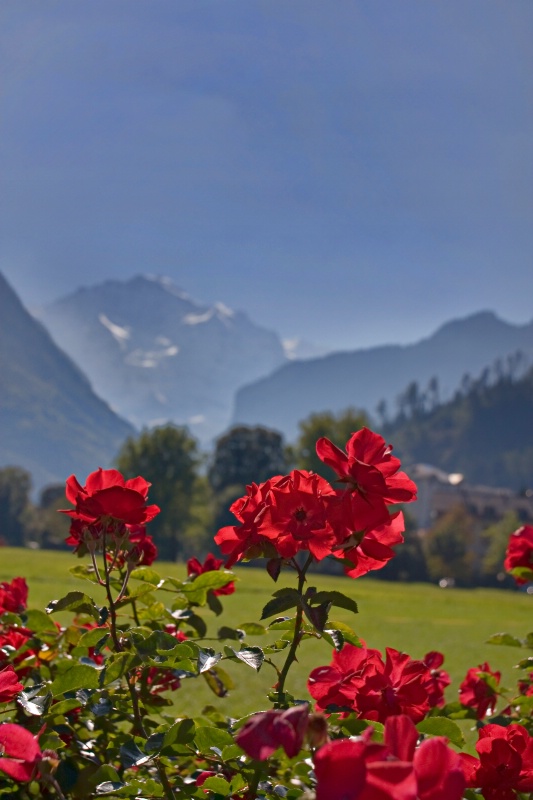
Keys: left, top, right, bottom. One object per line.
{"left": 22, "top": 609, "right": 58, "bottom": 634}
{"left": 303, "top": 600, "right": 330, "bottom": 631}
{"left": 417, "top": 717, "right": 465, "bottom": 748}
{"left": 194, "top": 726, "right": 234, "bottom": 754}
{"left": 129, "top": 566, "right": 162, "bottom": 584}
{"left": 239, "top": 622, "right": 267, "bottom": 636}
{"left": 77, "top": 627, "right": 111, "bottom": 649}
{"left": 341, "top": 717, "right": 383, "bottom": 737}
{"left": 310, "top": 590, "right": 358, "bottom": 615}
{"left": 198, "top": 648, "right": 222, "bottom": 673}
{"left": 268, "top": 616, "right": 296, "bottom": 630}
{"left": 231, "top": 646, "right": 264, "bottom": 671}
{"left": 120, "top": 741, "right": 151, "bottom": 768}
{"left": 96, "top": 782, "right": 125, "bottom": 795}
{"left": 322, "top": 629, "right": 344, "bottom": 651}
{"left": 46, "top": 591, "right": 102, "bottom": 621}
{"left": 202, "top": 777, "right": 231, "bottom": 796}
{"left": 327, "top": 620, "right": 362, "bottom": 647}
{"left": 203, "top": 665, "right": 235, "bottom": 697}
{"left": 207, "top": 592, "right": 224, "bottom": 616}
{"left": 17, "top": 690, "right": 52, "bottom": 716}
{"left": 261, "top": 589, "right": 301, "bottom": 620}
{"left": 486, "top": 632, "right": 523, "bottom": 647}
{"left": 264, "top": 639, "right": 291, "bottom": 654}
{"left": 217, "top": 626, "right": 244, "bottom": 641}
{"left": 50, "top": 665, "right": 100, "bottom": 696}
{"left": 69, "top": 564, "right": 100, "bottom": 584}
{"left": 100, "top": 652, "right": 141, "bottom": 685}
{"left": 163, "top": 718, "right": 196, "bottom": 747}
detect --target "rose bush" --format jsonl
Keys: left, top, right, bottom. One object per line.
{"left": 0, "top": 428, "right": 530, "bottom": 799}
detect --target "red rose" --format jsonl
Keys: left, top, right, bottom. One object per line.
{"left": 504, "top": 525, "right": 533, "bottom": 585}
{"left": 0, "top": 723, "right": 42, "bottom": 782}
{"left": 422, "top": 651, "right": 451, "bottom": 709}
{"left": 316, "top": 427, "right": 417, "bottom": 507}
{"left": 0, "top": 578, "right": 28, "bottom": 615}
{"left": 459, "top": 662, "right": 501, "bottom": 719}
{"left": 0, "top": 665, "right": 23, "bottom": 703}
{"left": 235, "top": 704, "right": 309, "bottom": 760}
{"left": 60, "top": 468, "right": 160, "bottom": 527}
{"left": 187, "top": 553, "right": 235, "bottom": 595}
{"left": 460, "top": 723, "right": 533, "bottom": 800}
{"left": 332, "top": 510, "right": 405, "bottom": 579}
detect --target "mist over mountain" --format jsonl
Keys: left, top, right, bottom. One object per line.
{"left": 0, "top": 272, "right": 135, "bottom": 491}
{"left": 38, "top": 276, "right": 287, "bottom": 441}
{"left": 233, "top": 312, "right": 533, "bottom": 441}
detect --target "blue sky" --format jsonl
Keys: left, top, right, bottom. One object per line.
{"left": 0, "top": 1, "right": 532, "bottom": 351}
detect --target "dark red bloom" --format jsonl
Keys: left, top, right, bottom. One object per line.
{"left": 128, "top": 528, "right": 158, "bottom": 566}
{"left": 187, "top": 553, "right": 235, "bottom": 595}
{"left": 0, "top": 723, "right": 42, "bottom": 782}
{"left": 459, "top": 662, "right": 501, "bottom": 719}
{"left": 0, "top": 578, "right": 28, "bottom": 615}
{"left": 422, "top": 651, "right": 451, "bottom": 709}
{"left": 0, "top": 665, "right": 23, "bottom": 703}
{"left": 504, "top": 525, "right": 533, "bottom": 585}
{"left": 308, "top": 642, "right": 431, "bottom": 723}
{"left": 235, "top": 704, "right": 309, "bottom": 760}
{"left": 316, "top": 427, "right": 417, "bottom": 507}
{"left": 60, "top": 468, "right": 160, "bottom": 527}
{"left": 143, "top": 626, "right": 188, "bottom": 694}
{"left": 460, "top": 723, "right": 533, "bottom": 800}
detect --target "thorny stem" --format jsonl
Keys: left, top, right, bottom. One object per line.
{"left": 275, "top": 553, "right": 313, "bottom": 707}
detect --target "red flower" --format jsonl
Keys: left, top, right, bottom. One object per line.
{"left": 460, "top": 723, "right": 533, "bottom": 800}
{"left": 143, "top": 626, "right": 188, "bottom": 694}
{"left": 422, "top": 651, "right": 451, "bottom": 709}
{"left": 316, "top": 427, "right": 417, "bottom": 507}
{"left": 459, "top": 662, "right": 501, "bottom": 719}
{"left": 0, "top": 665, "right": 23, "bottom": 703}
{"left": 504, "top": 525, "right": 533, "bottom": 585}
{"left": 128, "top": 528, "right": 158, "bottom": 566}
{"left": 187, "top": 553, "right": 235, "bottom": 595}
{"left": 60, "top": 468, "right": 160, "bottom": 527}
{"left": 308, "top": 642, "right": 431, "bottom": 723}
{"left": 0, "top": 578, "right": 28, "bottom": 615}
{"left": 313, "top": 715, "right": 465, "bottom": 800}
{"left": 235, "top": 704, "right": 309, "bottom": 760}
{"left": 0, "top": 723, "right": 42, "bottom": 782}
{"left": 332, "top": 510, "right": 405, "bottom": 579}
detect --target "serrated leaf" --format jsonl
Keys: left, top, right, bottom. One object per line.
{"left": 417, "top": 717, "right": 465, "bottom": 748}
{"left": 217, "top": 626, "right": 244, "bottom": 641}
{"left": 261, "top": 589, "right": 301, "bottom": 620}
{"left": 264, "top": 639, "right": 291, "bottom": 654}
{"left": 46, "top": 592, "right": 101, "bottom": 621}
{"left": 120, "top": 741, "right": 151, "bottom": 768}
{"left": 96, "top": 782, "right": 125, "bottom": 795}
{"left": 268, "top": 617, "right": 296, "bottom": 630}
{"left": 69, "top": 564, "right": 100, "bottom": 584}
{"left": 194, "top": 726, "right": 234, "bottom": 754}
{"left": 266, "top": 558, "right": 283, "bottom": 582}
{"left": 129, "top": 566, "right": 162, "bottom": 584}
{"left": 185, "top": 613, "right": 207, "bottom": 638}
{"left": 322, "top": 629, "right": 344, "bottom": 651}
{"left": 486, "top": 632, "right": 523, "bottom": 647}
{"left": 327, "top": 620, "right": 362, "bottom": 647}
{"left": 198, "top": 648, "right": 222, "bottom": 673}
{"left": 303, "top": 600, "right": 330, "bottom": 631}
{"left": 202, "top": 776, "right": 231, "bottom": 795}
{"left": 232, "top": 646, "right": 264, "bottom": 671}
{"left": 17, "top": 690, "right": 52, "bottom": 716}
{"left": 77, "top": 627, "right": 110, "bottom": 649}
{"left": 163, "top": 717, "right": 196, "bottom": 747}
{"left": 310, "top": 590, "right": 358, "bottom": 615}
{"left": 50, "top": 665, "right": 100, "bottom": 696}
{"left": 207, "top": 592, "right": 224, "bottom": 616}
{"left": 22, "top": 609, "right": 58, "bottom": 634}
{"left": 100, "top": 652, "right": 141, "bottom": 685}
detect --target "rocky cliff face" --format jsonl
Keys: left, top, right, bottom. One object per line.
{"left": 0, "top": 272, "right": 135, "bottom": 491}
{"left": 38, "top": 275, "right": 287, "bottom": 441}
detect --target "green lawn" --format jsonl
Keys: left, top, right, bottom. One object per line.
{"left": 1, "top": 547, "right": 531, "bottom": 722}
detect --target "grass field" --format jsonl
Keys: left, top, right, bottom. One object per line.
{"left": 1, "top": 547, "right": 531, "bottom": 723}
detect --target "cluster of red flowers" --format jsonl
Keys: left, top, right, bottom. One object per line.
{"left": 459, "top": 662, "right": 501, "bottom": 719}
{"left": 314, "top": 715, "right": 466, "bottom": 800}
{"left": 504, "top": 524, "right": 533, "bottom": 585}
{"left": 60, "top": 468, "right": 160, "bottom": 565}
{"left": 215, "top": 428, "right": 416, "bottom": 576}
{"left": 307, "top": 642, "right": 449, "bottom": 723}
{"left": 461, "top": 724, "right": 533, "bottom": 799}
{"left": 0, "top": 577, "right": 28, "bottom": 615}
{"left": 187, "top": 553, "right": 236, "bottom": 595}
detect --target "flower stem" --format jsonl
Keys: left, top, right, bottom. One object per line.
{"left": 275, "top": 553, "right": 313, "bottom": 707}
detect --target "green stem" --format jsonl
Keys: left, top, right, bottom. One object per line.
{"left": 275, "top": 553, "right": 313, "bottom": 707}
{"left": 102, "top": 533, "right": 122, "bottom": 652}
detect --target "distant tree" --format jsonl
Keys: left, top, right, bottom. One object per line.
{"left": 116, "top": 425, "right": 205, "bottom": 561}
{"left": 424, "top": 505, "right": 477, "bottom": 586}
{"left": 426, "top": 376, "right": 440, "bottom": 411}
{"left": 34, "top": 484, "right": 70, "bottom": 549}
{"left": 288, "top": 408, "right": 369, "bottom": 482}
{"left": 0, "top": 466, "right": 32, "bottom": 546}
{"left": 377, "top": 512, "right": 428, "bottom": 583}
{"left": 208, "top": 426, "right": 287, "bottom": 494}
{"left": 375, "top": 399, "right": 389, "bottom": 426}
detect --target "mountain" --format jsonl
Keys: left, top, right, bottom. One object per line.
{"left": 38, "top": 275, "right": 287, "bottom": 440}
{"left": 0, "top": 272, "right": 135, "bottom": 491}
{"left": 383, "top": 367, "right": 533, "bottom": 490}
{"left": 232, "top": 311, "right": 533, "bottom": 441}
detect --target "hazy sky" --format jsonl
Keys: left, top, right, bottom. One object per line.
{"left": 1, "top": 1, "right": 532, "bottom": 351}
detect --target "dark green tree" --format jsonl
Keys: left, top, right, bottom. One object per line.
{"left": 424, "top": 505, "right": 478, "bottom": 586}
{"left": 480, "top": 511, "right": 521, "bottom": 586}
{"left": 0, "top": 466, "right": 32, "bottom": 546}
{"left": 208, "top": 426, "right": 287, "bottom": 533}
{"left": 288, "top": 408, "right": 369, "bottom": 482}
{"left": 377, "top": 511, "right": 428, "bottom": 582}
{"left": 115, "top": 425, "right": 205, "bottom": 561}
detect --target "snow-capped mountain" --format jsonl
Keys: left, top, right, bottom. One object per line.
{"left": 38, "top": 275, "right": 287, "bottom": 440}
